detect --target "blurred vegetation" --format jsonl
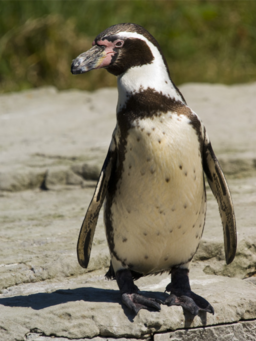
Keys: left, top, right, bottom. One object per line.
{"left": 0, "top": 0, "right": 256, "bottom": 93}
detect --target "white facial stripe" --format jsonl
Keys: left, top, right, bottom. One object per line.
{"left": 116, "top": 31, "right": 164, "bottom": 62}
{"left": 115, "top": 31, "right": 183, "bottom": 109}
{"left": 116, "top": 31, "right": 167, "bottom": 75}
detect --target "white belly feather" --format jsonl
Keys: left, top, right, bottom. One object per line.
{"left": 106, "top": 113, "right": 206, "bottom": 275}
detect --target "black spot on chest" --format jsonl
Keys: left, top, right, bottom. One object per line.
{"left": 111, "top": 89, "right": 204, "bottom": 193}
{"left": 104, "top": 89, "right": 204, "bottom": 264}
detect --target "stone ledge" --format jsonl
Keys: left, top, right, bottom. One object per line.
{"left": 22, "top": 320, "right": 256, "bottom": 340}
{"left": 1, "top": 272, "right": 256, "bottom": 340}
{"left": 1, "top": 84, "right": 256, "bottom": 341}
{"left": 155, "top": 320, "right": 256, "bottom": 341}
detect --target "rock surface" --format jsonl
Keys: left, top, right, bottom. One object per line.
{"left": 155, "top": 320, "right": 256, "bottom": 341}
{"left": 0, "top": 83, "right": 256, "bottom": 340}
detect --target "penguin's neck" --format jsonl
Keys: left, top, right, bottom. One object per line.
{"left": 116, "top": 52, "right": 184, "bottom": 112}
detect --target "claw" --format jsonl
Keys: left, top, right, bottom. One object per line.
{"left": 116, "top": 269, "right": 161, "bottom": 314}
{"left": 165, "top": 293, "right": 199, "bottom": 315}
{"left": 190, "top": 291, "right": 214, "bottom": 314}
{"left": 164, "top": 292, "right": 214, "bottom": 316}
{"left": 122, "top": 293, "right": 161, "bottom": 314}
{"left": 165, "top": 268, "right": 215, "bottom": 316}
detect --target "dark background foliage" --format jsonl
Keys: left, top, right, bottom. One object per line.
{"left": 0, "top": 0, "right": 256, "bottom": 93}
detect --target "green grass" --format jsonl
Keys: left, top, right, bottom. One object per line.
{"left": 0, "top": 0, "right": 256, "bottom": 93}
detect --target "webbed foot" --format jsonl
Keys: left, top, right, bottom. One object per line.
{"left": 122, "top": 293, "right": 161, "bottom": 314}
{"left": 116, "top": 269, "right": 161, "bottom": 314}
{"left": 164, "top": 268, "right": 214, "bottom": 316}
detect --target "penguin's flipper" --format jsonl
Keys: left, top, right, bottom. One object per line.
{"left": 203, "top": 139, "right": 237, "bottom": 264}
{"left": 77, "top": 139, "right": 116, "bottom": 268}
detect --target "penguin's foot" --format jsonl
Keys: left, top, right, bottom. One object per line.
{"left": 116, "top": 269, "right": 161, "bottom": 314}
{"left": 164, "top": 291, "right": 214, "bottom": 316}
{"left": 164, "top": 268, "right": 214, "bottom": 316}
{"left": 122, "top": 293, "right": 161, "bottom": 314}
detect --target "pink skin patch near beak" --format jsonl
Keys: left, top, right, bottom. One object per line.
{"left": 94, "top": 39, "right": 123, "bottom": 69}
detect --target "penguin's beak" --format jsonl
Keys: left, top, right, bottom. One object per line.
{"left": 71, "top": 45, "right": 106, "bottom": 74}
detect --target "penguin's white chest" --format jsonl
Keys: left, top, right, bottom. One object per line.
{"left": 106, "top": 113, "right": 206, "bottom": 275}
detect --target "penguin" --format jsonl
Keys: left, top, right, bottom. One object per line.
{"left": 71, "top": 23, "right": 237, "bottom": 316}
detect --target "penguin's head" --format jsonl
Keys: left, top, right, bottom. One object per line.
{"left": 71, "top": 23, "right": 168, "bottom": 77}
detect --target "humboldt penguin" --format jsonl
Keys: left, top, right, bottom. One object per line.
{"left": 71, "top": 23, "right": 237, "bottom": 315}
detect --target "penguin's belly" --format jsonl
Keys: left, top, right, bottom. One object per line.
{"left": 106, "top": 113, "right": 206, "bottom": 275}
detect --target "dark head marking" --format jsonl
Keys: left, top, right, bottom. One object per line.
{"left": 95, "top": 23, "right": 186, "bottom": 102}
{"left": 94, "top": 23, "right": 157, "bottom": 76}
{"left": 72, "top": 23, "right": 186, "bottom": 102}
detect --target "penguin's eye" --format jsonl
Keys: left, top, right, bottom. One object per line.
{"left": 115, "top": 41, "right": 124, "bottom": 48}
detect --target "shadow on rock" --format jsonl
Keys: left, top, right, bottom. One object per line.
{"left": 0, "top": 287, "right": 120, "bottom": 310}
{"left": 0, "top": 287, "right": 166, "bottom": 315}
